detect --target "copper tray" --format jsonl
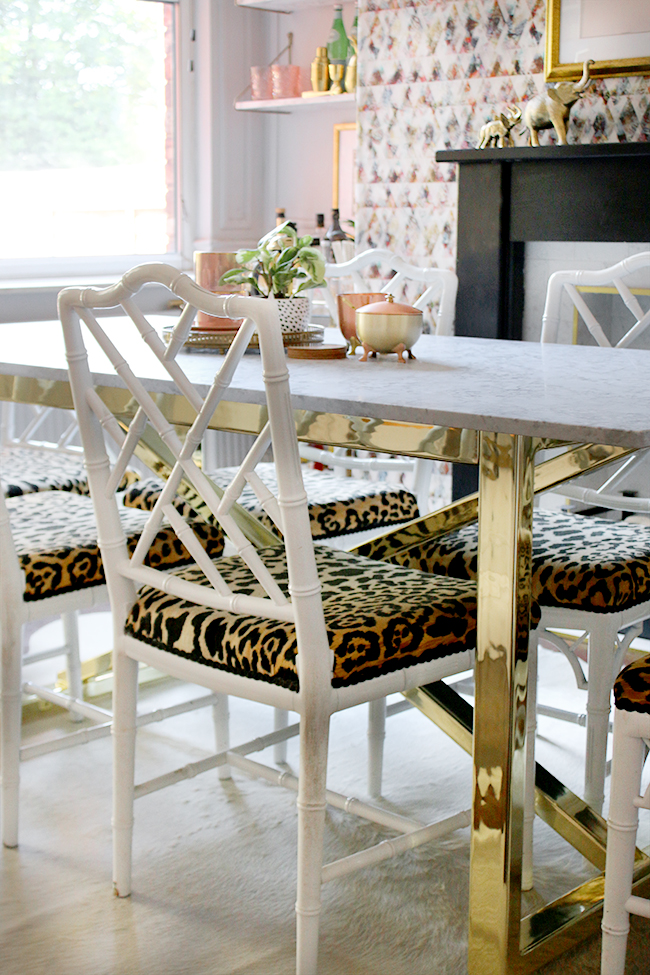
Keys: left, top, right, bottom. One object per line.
{"left": 163, "top": 323, "right": 324, "bottom": 352}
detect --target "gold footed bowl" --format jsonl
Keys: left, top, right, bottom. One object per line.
{"left": 355, "top": 295, "right": 423, "bottom": 363}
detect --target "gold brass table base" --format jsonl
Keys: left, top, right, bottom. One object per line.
{"left": 406, "top": 680, "right": 650, "bottom": 973}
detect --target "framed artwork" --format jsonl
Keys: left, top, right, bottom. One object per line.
{"left": 545, "top": 0, "right": 650, "bottom": 80}
{"left": 332, "top": 122, "right": 357, "bottom": 229}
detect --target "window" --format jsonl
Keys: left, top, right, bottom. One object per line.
{"left": 0, "top": 0, "right": 187, "bottom": 279}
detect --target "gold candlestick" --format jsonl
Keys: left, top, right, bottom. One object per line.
{"left": 328, "top": 63, "right": 345, "bottom": 95}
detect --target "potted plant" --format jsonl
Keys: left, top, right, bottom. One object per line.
{"left": 220, "top": 222, "right": 326, "bottom": 333}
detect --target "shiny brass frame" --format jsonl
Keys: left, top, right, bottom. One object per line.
{"left": 3, "top": 371, "right": 649, "bottom": 974}
{"left": 545, "top": 0, "right": 650, "bottom": 81}
{"left": 406, "top": 680, "right": 650, "bottom": 972}
{"left": 332, "top": 121, "right": 357, "bottom": 215}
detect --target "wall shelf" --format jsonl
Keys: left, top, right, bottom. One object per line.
{"left": 236, "top": 0, "right": 335, "bottom": 11}
{"left": 235, "top": 92, "right": 355, "bottom": 112}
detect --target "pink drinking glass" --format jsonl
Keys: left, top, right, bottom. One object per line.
{"left": 250, "top": 66, "right": 272, "bottom": 101}
{"left": 271, "top": 64, "right": 301, "bottom": 99}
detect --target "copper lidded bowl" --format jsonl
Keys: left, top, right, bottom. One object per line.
{"left": 355, "top": 294, "right": 423, "bottom": 361}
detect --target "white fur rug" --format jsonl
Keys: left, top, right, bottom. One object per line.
{"left": 1, "top": 617, "right": 649, "bottom": 975}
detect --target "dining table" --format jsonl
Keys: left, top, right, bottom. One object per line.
{"left": 2, "top": 315, "right": 650, "bottom": 974}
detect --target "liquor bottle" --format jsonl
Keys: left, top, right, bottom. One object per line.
{"left": 323, "top": 208, "right": 350, "bottom": 262}
{"left": 308, "top": 213, "right": 326, "bottom": 254}
{"left": 327, "top": 5, "right": 348, "bottom": 94}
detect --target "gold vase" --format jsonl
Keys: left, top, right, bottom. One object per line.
{"left": 328, "top": 63, "right": 345, "bottom": 95}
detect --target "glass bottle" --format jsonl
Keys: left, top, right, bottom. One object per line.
{"left": 323, "top": 208, "right": 350, "bottom": 262}
{"left": 275, "top": 207, "right": 286, "bottom": 227}
{"left": 309, "top": 213, "right": 325, "bottom": 254}
{"left": 327, "top": 5, "right": 348, "bottom": 94}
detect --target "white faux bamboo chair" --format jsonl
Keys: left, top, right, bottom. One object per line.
{"left": 0, "top": 476, "right": 226, "bottom": 848}
{"left": 58, "top": 263, "right": 481, "bottom": 974}
{"left": 0, "top": 402, "right": 147, "bottom": 713}
{"left": 1, "top": 402, "right": 88, "bottom": 498}
{"left": 322, "top": 247, "right": 458, "bottom": 337}
{"left": 601, "top": 655, "right": 650, "bottom": 975}
{"left": 1, "top": 405, "right": 91, "bottom": 722}
{"left": 536, "top": 252, "right": 650, "bottom": 814}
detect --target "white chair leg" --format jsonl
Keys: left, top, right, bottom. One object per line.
{"left": 112, "top": 650, "right": 139, "bottom": 898}
{"left": 522, "top": 632, "right": 538, "bottom": 891}
{"left": 212, "top": 693, "right": 231, "bottom": 780}
{"left": 585, "top": 617, "right": 618, "bottom": 814}
{"left": 201, "top": 430, "right": 219, "bottom": 474}
{"left": 412, "top": 458, "right": 434, "bottom": 515}
{"left": 273, "top": 707, "right": 289, "bottom": 765}
{"left": 295, "top": 711, "right": 330, "bottom": 975}
{"left": 601, "top": 710, "right": 645, "bottom": 975}
{"left": 62, "top": 610, "right": 84, "bottom": 723}
{"left": 1, "top": 610, "right": 23, "bottom": 848}
{"left": 367, "top": 697, "right": 386, "bottom": 798}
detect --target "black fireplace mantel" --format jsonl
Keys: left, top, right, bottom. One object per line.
{"left": 435, "top": 142, "right": 650, "bottom": 342}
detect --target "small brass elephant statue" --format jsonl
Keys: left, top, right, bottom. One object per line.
{"left": 524, "top": 60, "right": 593, "bottom": 146}
{"left": 477, "top": 106, "right": 522, "bottom": 148}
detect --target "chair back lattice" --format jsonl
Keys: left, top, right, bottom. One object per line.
{"left": 58, "top": 264, "right": 330, "bottom": 683}
{"left": 541, "top": 252, "right": 650, "bottom": 348}
{"left": 1, "top": 401, "right": 81, "bottom": 454}
{"left": 323, "top": 248, "right": 458, "bottom": 336}
{"left": 541, "top": 252, "right": 650, "bottom": 514}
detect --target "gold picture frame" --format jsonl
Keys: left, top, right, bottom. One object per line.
{"left": 332, "top": 122, "right": 357, "bottom": 227}
{"left": 545, "top": 0, "right": 650, "bottom": 81}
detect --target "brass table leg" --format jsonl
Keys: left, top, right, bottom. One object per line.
{"left": 407, "top": 680, "right": 650, "bottom": 970}
{"left": 469, "top": 431, "right": 536, "bottom": 974}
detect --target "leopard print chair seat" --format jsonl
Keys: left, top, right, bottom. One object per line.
{"left": 1, "top": 445, "right": 141, "bottom": 500}
{"left": 126, "top": 546, "right": 480, "bottom": 692}
{"left": 613, "top": 655, "right": 650, "bottom": 715}
{"left": 377, "top": 509, "right": 650, "bottom": 614}
{"left": 123, "top": 464, "right": 420, "bottom": 541}
{"left": 7, "top": 490, "right": 225, "bottom": 602}
{"left": 1, "top": 445, "right": 89, "bottom": 498}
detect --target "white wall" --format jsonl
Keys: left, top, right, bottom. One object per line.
{"left": 523, "top": 241, "right": 650, "bottom": 343}
{"left": 248, "top": 4, "right": 357, "bottom": 242}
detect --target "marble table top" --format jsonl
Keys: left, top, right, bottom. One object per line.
{"left": 2, "top": 318, "right": 650, "bottom": 448}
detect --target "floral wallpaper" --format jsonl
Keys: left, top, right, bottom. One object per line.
{"left": 354, "top": 0, "right": 650, "bottom": 274}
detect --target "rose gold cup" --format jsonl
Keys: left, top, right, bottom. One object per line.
{"left": 337, "top": 293, "right": 386, "bottom": 350}
{"left": 250, "top": 66, "right": 272, "bottom": 101}
{"left": 271, "top": 64, "right": 301, "bottom": 99}
{"left": 194, "top": 252, "right": 244, "bottom": 330}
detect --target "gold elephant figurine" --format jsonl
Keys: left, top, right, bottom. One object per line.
{"left": 477, "top": 106, "right": 522, "bottom": 149}
{"left": 523, "top": 60, "right": 593, "bottom": 146}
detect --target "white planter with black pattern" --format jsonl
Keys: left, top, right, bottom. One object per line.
{"left": 274, "top": 296, "right": 310, "bottom": 333}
